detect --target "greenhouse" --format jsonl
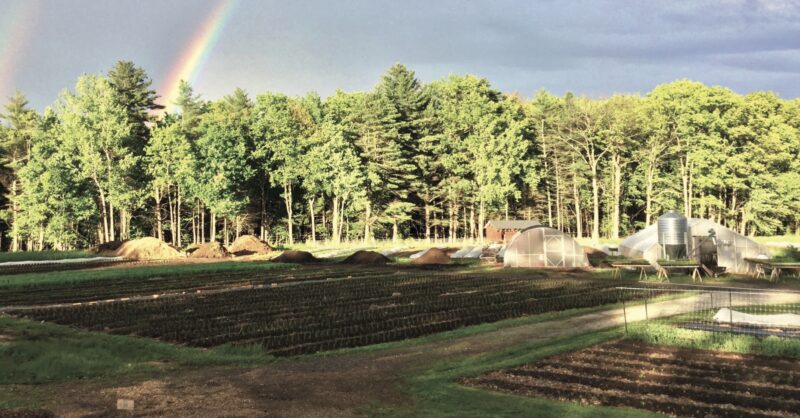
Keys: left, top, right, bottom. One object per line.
{"left": 619, "top": 214, "right": 770, "bottom": 274}
{"left": 504, "top": 225, "right": 589, "bottom": 268}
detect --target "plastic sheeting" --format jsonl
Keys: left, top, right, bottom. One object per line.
{"left": 714, "top": 308, "right": 800, "bottom": 327}
{"left": 504, "top": 226, "right": 589, "bottom": 268}
{"left": 619, "top": 218, "right": 770, "bottom": 274}
{"left": 450, "top": 246, "right": 474, "bottom": 259}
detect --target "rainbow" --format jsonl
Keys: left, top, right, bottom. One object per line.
{"left": 0, "top": 1, "right": 39, "bottom": 100}
{"left": 159, "top": 0, "right": 239, "bottom": 112}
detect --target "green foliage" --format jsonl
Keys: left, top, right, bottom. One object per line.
{"left": 2, "top": 63, "right": 799, "bottom": 251}
{"left": 627, "top": 322, "right": 800, "bottom": 358}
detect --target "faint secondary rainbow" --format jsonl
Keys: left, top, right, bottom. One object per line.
{"left": 0, "top": 1, "right": 39, "bottom": 100}
{"left": 159, "top": 0, "right": 238, "bottom": 112}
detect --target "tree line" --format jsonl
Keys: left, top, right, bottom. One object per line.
{"left": 0, "top": 61, "right": 798, "bottom": 251}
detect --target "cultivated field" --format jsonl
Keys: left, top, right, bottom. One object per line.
{"left": 7, "top": 267, "right": 635, "bottom": 356}
{"left": 462, "top": 339, "right": 800, "bottom": 418}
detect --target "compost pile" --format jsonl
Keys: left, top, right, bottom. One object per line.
{"left": 91, "top": 240, "right": 124, "bottom": 253}
{"left": 188, "top": 242, "right": 229, "bottom": 258}
{"left": 271, "top": 250, "right": 320, "bottom": 263}
{"left": 100, "top": 237, "right": 183, "bottom": 260}
{"left": 228, "top": 235, "right": 272, "bottom": 256}
{"left": 412, "top": 248, "right": 451, "bottom": 265}
{"left": 341, "top": 250, "right": 391, "bottom": 265}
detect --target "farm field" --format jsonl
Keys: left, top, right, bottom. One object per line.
{"left": 6, "top": 268, "right": 637, "bottom": 356}
{"left": 462, "top": 339, "right": 800, "bottom": 418}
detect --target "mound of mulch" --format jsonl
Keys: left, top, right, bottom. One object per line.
{"left": 90, "top": 240, "right": 124, "bottom": 254}
{"left": 412, "top": 248, "right": 451, "bottom": 265}
{"left": 271, "top": 250, "right": 320, "bottom": 264}
{"left": 228, "top": 235, "right": 272, "bottom": 256}
{"left": 341, "top": 250, "right": 391, "bottom": 265}
{"left": 188, "top": 241, "right": 230, "bottom": 258}
{"left": 103, "top": 237, "right": 184, "bottom": 260}
{"left": 584, "top": 246, "right": 610, "bottom": 267}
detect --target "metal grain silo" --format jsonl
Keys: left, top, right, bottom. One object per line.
{"left": 657, "top": 211, "right": 688, "bottom": 260}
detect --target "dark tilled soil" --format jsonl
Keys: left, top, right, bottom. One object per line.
{"left": 271, "top": 250, "right": 320, "bottom": 264}
{"left": 340, "top": 250, "right": 391, "bottom": 265}
{"left": 462, "top": 339, "right": 800, "bottom": 418}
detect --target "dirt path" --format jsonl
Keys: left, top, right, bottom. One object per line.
{"left": 13, "top": 292, "right": 800, "bottom": 417}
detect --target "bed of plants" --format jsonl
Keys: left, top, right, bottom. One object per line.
{"left": 462, "top": 339, "right": 800, "bottom": 417}
{"left": 9, "top": 272, "right": 639, "bottom": 356}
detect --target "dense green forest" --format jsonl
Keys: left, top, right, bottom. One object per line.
{"left": 0, "top": 61, "right": 798, "bottom": 251}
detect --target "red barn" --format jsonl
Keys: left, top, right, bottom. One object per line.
{"left": 484, "top": 220, "right": 540, "bottom": 244}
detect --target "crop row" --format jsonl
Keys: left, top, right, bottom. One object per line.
{"left": 0, "top": 265, "right": 400, "bottom": 306}
{"left": 12, "top": 273, "right": 632, "bottom": 355}
{"left": 462, "top": 339, "right": 800, "bottom": 418}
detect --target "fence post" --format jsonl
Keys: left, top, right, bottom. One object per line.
{"left": 644, "top": 291, "right": 649, "bottom": 321}
{"left": 728, "top": 290, "right": 733, "bottom": 324}
{"left": 622, "top": 296, "right": 628, "bottom": 335}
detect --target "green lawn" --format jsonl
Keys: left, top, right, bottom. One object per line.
{"left": 0, "top": 260, "right": 295, "bottom": 288}
{"left": 0, "top": 315, "right": 273, "bottom": 387}
{"left": 0, "top": 250, "right": 92, "bottom": 263}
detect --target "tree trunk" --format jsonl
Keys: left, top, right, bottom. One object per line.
{"left": 210, "top": 210, "right": 216, "bottom": 242}
{"left": 10, "top": 179, "right": 19, "bottom": 252}
{"left": 424, "top": 201, "right": 431, "bottom": 242}
{"left": 590, "top": 163, "right": 600, "bottom": 242}
{"left": 284, "top": 181, "right": 293, "bottom": 245}
{"left": 153, "top": 186, "right": 163, "bottom": 241}
{"left": 554, "top": 156, "right": 563, "bottom": 231}
{"left": 309, "top": 197, "right": 316, "bottom": 244}
{"left": 392, "top": 220, "right": 399, "bottom": 243}
{"left": 224, "top": 217, "right": 229, "bottom": 247}
{"left": 363, "top": 199, "right": 371, "bottom": 243}
{"left": 176, "top": 186, "right": 182, "bottom": 247}
{"left": 109, "top": 202, "right": 115, "bottom": 242}
{"left": 168, "top": 187, "right": 175, "bottom": 245}
{"left": 611, "top": 154, "right": 622, "bottom": 239}
{"left": 573, "top": 171, "right": 582, "bottom": 238}
{"left": 478, "top": 196, "right": 485, "bottom": 244}
{"left": 332, "top": 196, "right": 340, "bottom": 244}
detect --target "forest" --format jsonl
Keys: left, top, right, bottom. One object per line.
{"left": 0, "top": 61, "right": 798, "bottom": 251}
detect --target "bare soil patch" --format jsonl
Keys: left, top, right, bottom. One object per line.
{"left": 271, "top": 250, "right": 320, "bottom": 264}
{"left": 462, "top": 339, "right": 800, "bottom": 418}
{"left": 97, "top": 237, "right": 183, "bottom": 260}
{"left": 341, "top": 250, "right": 391, "bottom": 265}
{"left": 187, "top": 241, "right": 230, "bottom": 259}
{"left": 0, "top": 409, "right": 54, "bottom": 418}
{"left": 228, "top": 235, "right": 272, "bottom": 256}
{"left": 412, "top": 248, "right": 451, "bottom": 265}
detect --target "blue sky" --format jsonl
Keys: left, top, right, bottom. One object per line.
{"left": 2, "top": 0, "right": 799, "bottom": 110}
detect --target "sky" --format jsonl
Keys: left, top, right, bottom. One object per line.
{"left": 1, "top": 0, "right": 799, "bottom": 110}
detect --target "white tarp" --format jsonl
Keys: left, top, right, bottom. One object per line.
{"left": 464, "top": 246, "right": 484, "bottom": 259}
{"left": 714, "top": 307, "right": 800, "bottom": 328}
{"left": 450, "top": 246, "right": 474, "bottom": 259}
{"left": 0, "top": 256, "right": 123, "bottom": 266}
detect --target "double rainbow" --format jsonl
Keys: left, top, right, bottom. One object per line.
{"left": 159, "top": 0, "right": 239, "bottom": 112}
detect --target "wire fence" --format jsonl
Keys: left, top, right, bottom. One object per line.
{"left": 618, "top": 284, "right": 800, "bottom": 340}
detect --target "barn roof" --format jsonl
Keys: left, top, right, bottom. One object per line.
{"left": 484, "top": 220, "right": 540, "bottom": 230}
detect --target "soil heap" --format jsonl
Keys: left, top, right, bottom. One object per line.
{"left": 101, "top": 237, "right": 183, "bottom": 260}
{"left": 188, "top": 242, "right": 230, "bottom": 258}
{"left": 411, "top": 248, "right": 451, "bottom": 265}
{"left": 271, "top": 250, "right": 320, "bottom": 264}
{"left": 341, "top": 250, "right": 391, "bottom": 265}
{"left": 91, "top": 240, "right": 124, "bottom": 254}
{"left": 228, "top": 235, "right": 272, "bottom": 256}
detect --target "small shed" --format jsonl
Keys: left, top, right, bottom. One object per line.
{"left": 485, "top": 220, "right": 540, "bottom": 243}
{"left": 504, "top": 225, "right": 589, "bottom": 268}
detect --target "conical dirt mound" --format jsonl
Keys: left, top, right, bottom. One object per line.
{"left": 271, "top": 250, "right": 320, "bottom": 264}
{"left": 228, "top": 235, "right": 272, "bottom": 256}
{"left": 341, "top": 250, "right": 391, "bottom": 265}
